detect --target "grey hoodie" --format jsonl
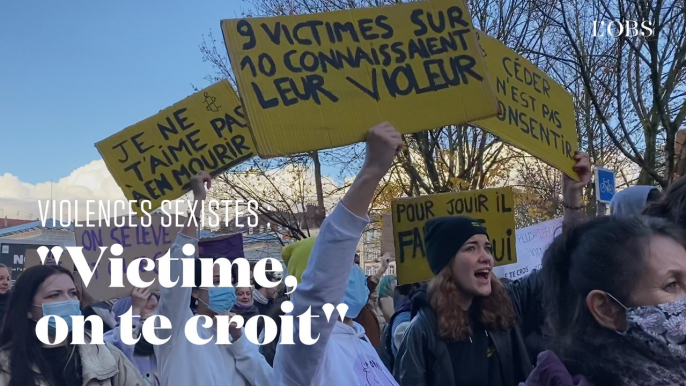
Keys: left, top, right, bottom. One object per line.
{"left": 610, "top": 185, "right": 657, "bottom": 216}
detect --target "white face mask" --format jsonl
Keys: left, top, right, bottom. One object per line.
{"left": 608, "top": 293, "right": 686, "bottom": 361}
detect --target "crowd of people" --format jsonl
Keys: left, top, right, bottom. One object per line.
{"left": 0, "top": 123, "right": 684, "bottom": 385}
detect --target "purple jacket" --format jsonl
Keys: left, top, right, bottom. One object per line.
{"left": 520, "top": 351, "right": 593, "bottom": 386}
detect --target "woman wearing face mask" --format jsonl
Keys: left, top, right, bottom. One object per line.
{"left": 274, "top": 123, "right": 402, "bottom": 386}
{"left": 154, "top": 171, "right": 273, "bottom": 386}
{"left": 253, "top": 274, "right": 277, "bottom": 316}
{"left": 0, "top": 264, "right": 147, "bottom": 386}
{"left": 522, "top": 216, "right": 686, "bottom": 386}
{"left": 0, "top": 264, "right": 12, "bottom": 327}
{"left": 104, "top": 288, "right": 160, "bottom": 385}
{"left": 231, "top": 287, "right": 260, "bottom": 320}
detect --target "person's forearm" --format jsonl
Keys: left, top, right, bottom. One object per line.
{"left": 562, "top": 183, "right": 585, "bottom": 231}
{"left": 342, "top": 169, "right": 383, "bottom": 218}
{"left": 374, "top": 266, "right": 386, "bottom": 281}
{"left": 181, "top": 197, "right": 203, "bottom": 238}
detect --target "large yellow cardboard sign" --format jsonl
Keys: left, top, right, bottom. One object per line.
{"left": 473, "top": 32, "right": 579, "bottom": 178}
{"left": 97, "top": 80, "right": 255, "bottom": 214}
{"left": 221, "top": 0, "right": 499, "bottom": 157}
{"left": 392, "top": 187, "right": 517, "bottom": 284}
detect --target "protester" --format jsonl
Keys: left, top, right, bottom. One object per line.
{"left": 354, "top": 253, "right": 393, "bottom": 348}
{"left": 281, "top": 237, "right": 316, "bottom": 283}
{"left": 0, "top": 265, "right": 11, "bottom": 326}
{"left": 104, "top": 288, "right": 160, "bottom": 385}
{"left": 258, "top": 299, "right": 286, "bottom": 367}
{"left": 643, "top": 175, "right": 686, "bottom": 227}
{"left": 273, "top": 123, "right": 403, "bottom": 385}
{"left": 377, "top": 282, "right": 420, "bottom": 371}
{"left": 377, "top": 274, "right": 397, "bottom": 320}
{"left": 610, "top": 185, "right": 662, "bottom": 216}
{"left": 389, "top": 149, "right": 586, "bottom": 385}
{"left": 155, "top": 171, "right": 273, "bottom": 386}
{"left": 394, "top": 217, "right": 537, "bottom": 385}
{"left": 0, "top": 264, "right": 147, "bottom": 385}
{"left": 231, "top": 287, "right": 259, "bottom": 320}
{"left": 522, "top": 216, "right": 686, "bottom": 385}
{"left": 253, "top": 273, "right": 277, "bottom": 316}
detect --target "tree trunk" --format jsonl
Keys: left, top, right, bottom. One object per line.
{"left": 638, "top": 123, "right": 658, "bottom": 185}
{"left": 310, "top": 151, "right": 326, "bottom": 226}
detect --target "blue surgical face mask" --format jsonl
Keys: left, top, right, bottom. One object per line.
{"left": 343, "top": 266, "right": 370, "bottom": 319}
{"left": 34, "top": 299, "right": 82, "bottom": 334}
{"left": 199, "top": 287, "right": 236, "bottom": 314}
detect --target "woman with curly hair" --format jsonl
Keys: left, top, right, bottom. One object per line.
{"left": 393, "top": 217, "right": 540, "bottom": 386}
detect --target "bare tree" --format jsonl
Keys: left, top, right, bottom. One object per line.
{"left": 537, "top": 0, "right": 686, "bottom": 187}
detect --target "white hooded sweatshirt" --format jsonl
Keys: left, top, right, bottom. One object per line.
{"left": 154, "top": 232, "right": 274, "bottom": 386}
{"left": 273, "top": 204, "right": 398, "bottom": 386}
{"left": 316, "top": 321, "right": 397, "bottom": 385}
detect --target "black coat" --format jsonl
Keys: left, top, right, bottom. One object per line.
{"left": 393, "top": 271, "right": 544, "bottom": 386}
{"left": 0, "top": 292, "right": 9, "bottom": 328}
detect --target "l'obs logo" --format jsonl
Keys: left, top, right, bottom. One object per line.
{"left": 593, "top": 20, "right": 654, "bottom": 38}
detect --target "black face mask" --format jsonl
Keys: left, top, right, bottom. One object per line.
{"left": 134, "top": 338, "right": 155, "bottom": 356}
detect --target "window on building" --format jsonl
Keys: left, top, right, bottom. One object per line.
{"left": 248, "top": 227, "right": 254, "bottom": 235}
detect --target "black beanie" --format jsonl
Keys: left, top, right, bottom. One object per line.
{"left": 424, "top": 216, "right": 490, "bottom": 275}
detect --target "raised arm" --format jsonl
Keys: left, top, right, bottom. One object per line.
{"left": 273, "top": 122, "right": 402, "bottom": 386}
{"left": 157, "top": 173, "right": 209, "bottom": 336}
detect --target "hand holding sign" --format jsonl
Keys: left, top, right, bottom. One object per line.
{"left": 563, "top": 151, "right": 591, "bottom": 190}
{"left": 362, "top": 122, "right": 403, "bottom": 180}
{"left": 562, "top": 151, "right": 591, "bottom": 210}
{"left": 190, "top": 171, "right": 212, "bottom": 202}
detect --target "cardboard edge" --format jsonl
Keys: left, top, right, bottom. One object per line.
{"left": 220, "top": 19, "right": 276, "bottom": 158}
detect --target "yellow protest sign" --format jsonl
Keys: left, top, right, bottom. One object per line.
{"left": 97, "top": 80, "right": 256, "bottom": 214}
{"left": 221, "top": 0, "right": 498, "bottom": 157}
{"left": 392, "top": 187, "right": 516, "bottom": 284}
{"left": 473, "top": 32, "right": 579, "bottom": 178}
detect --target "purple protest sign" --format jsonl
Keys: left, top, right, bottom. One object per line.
{"left": 198, "top": 233, "right": 244, "bottom": 260}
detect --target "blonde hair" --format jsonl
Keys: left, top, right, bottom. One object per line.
{"left": 428, "top": 268, "right": 517, "bottom": 341}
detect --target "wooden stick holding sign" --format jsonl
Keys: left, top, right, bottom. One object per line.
{"left": 392, "top": 187, "right": 517, "bottom": 284}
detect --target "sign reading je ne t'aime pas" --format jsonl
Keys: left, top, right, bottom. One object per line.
{"left": 391, "top": 187, "right": 517, "bottom": 285}
{"left": 221, "top": 0, "right": 499, "bottom": 157}
{"left": 96, "top": 80, "right": 256, "bottom": 215}
{"left": 472, "top": 32, "right": 579, "bottom": 179}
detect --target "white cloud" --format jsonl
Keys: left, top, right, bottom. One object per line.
{"left": 0, "top": 159, "right": 351, "bottom": 227}
{"left": 0, "top": 160, "right": 127, "bottom": 223}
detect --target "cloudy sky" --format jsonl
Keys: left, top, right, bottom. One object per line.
{"left": 0, "top": 0, "right": 249, "bottom": 221}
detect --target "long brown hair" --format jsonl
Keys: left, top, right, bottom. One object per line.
{"left": 72, "top": 272, "right": 96, "bottom": 309}
{"left": 644, "top": 175, "right": 686, "bottom": 227}
{"left": 428, "top": 268, "right": 517, "bottom": 341}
